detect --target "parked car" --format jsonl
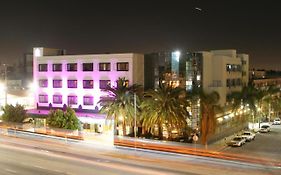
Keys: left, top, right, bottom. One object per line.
{"left": 240, "top": 131, "right": 255, "bottom": 141}
{"left": 259, "top": 125, "right": 271, "bottom": 133}
{"left": 273, "top": 118, "right": 281, "bottom": 125}
{"left": 228, "top": 136, "right": 246, "bottom": 147}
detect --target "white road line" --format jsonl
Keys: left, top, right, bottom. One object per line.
{"left": 5, "top": 168, "right": 17, "bottom": 174}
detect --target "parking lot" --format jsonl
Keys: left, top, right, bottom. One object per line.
{"left": 222, "top": 124, "right": 281, "bottom": 161}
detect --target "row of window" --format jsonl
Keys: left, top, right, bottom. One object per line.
{"left": 38, "top": 62, "right": 129, "bottom": 72}
{"left": 226, "top": 64, "right": 242, "bottom": 72}
{"left": 226, "top": 78, "right": 241, "bottom": 87}
{"left": 39, "top": 79, "right": 113, "bottom": 89}
{"left": 39, "top": 95, "right": 94, "bottom": 105}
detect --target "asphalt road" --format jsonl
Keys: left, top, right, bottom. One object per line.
{"left": 223, "top": 124, "right": 281, "bottom": 161}
{"left": 1, "top": 133, "right": 280, "bottom": 175}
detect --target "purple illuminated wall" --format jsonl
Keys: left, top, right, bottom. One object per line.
{"left": 33, "top": 50, "right": 141, "bottom": 111}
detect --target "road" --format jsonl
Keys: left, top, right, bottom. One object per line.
{"left": 223, "top": 124, "right": 281, "bottom": 161}
{"left": 0, "top": 132, "right": 280, "bottom": 175}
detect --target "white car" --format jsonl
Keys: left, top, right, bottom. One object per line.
{"left": 273, "top": 118, "right": 281, "bottom": 125}
{"left": 259, "top": 125, "right": 271, "bottom": 133}
{"left": 228, "top": 136, "right": 246, "bottom": 147}
{"left": 240, "top": 131, "right": 255, "bottom": 141}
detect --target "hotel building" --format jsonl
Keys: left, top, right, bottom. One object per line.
{"left": 33, "top": 47, "right": 144, "bottom": 111}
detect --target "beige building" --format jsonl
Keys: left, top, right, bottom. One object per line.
{"left": 202, "top": 50, "right": 249, "bottom": 106}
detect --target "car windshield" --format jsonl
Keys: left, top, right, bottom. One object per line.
{"left": 243, "top": 133, "right": 250, "bottom": 135}
{"left": 275, "top": 118, "right": 280, "bottom": 121}
{"left": 233, "top": 137, "right": 242, "bottom": 141}
{"left": 261, "top": 125, "right": 269, "bottom": 128}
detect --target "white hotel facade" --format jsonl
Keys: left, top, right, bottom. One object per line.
{"left": 33, "top": 47, "right": 144, "bottom": 111}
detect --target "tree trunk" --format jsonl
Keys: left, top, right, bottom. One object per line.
{"left": 158, "top": 123, "right": 163, "bottom": 140}
{"left": 122, "top": 120, "right": 126, "bottom": 136}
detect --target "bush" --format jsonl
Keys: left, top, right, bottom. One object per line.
{"left": 47, "top": 107, "right": 79, "bottom": 130}
{"left": 1, "top": 104, "right": 27, "bottom": 123}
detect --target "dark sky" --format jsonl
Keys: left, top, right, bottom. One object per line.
{"left": 0, "top": 0, "right": 280, "bottom": 70}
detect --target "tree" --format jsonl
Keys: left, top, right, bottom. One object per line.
{"left": 199, "top": 90, "right": 220, "bottom": 145}
{"left": 261, "top": 86, "right": 280, "bottom": 121}
{"left": 47, "top": 107, "right": 79, "bottom": 130}
{"left": 1, "top": 104, "right": 27, "bottom": 123}
{"left": 140, "top": 83, "right": 189, "bottom": 140}
{"left": 99, "top": 77, "right": 142, "bottom": 136}
{"left": 228, "top": 85, "right": 259, "bottom": 123}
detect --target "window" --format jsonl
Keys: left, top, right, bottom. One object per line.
{"left": 83, "top": 63, "right": 93, "bottom": 71}
{"left": 236, "top": 79, "right": 241, "bottom": 86}
{"left": 99, "top": 63, "right": 111, "bottom": 71}
{"left": 39, "top": 79, "right": 48, "bottom": 87}
{"left": 226, "top": 64, "right": 231, "bottom": 72}
{"left": 53, "top": 95, "right": 62, "bottom": 104}
{"left": 68, "top": 96, "right": 77, "bottom": 105}
{"left": 99, "top": 80, "right": 111, "bottom": 89}
{"left": 83, "top": 80, "right": 94, "bottom": 89}
{"left": 39, "top": 64, "right": 48, "bottom": 72}
{"left": 53, "top": 80, "right": 62, "bottom": 88}
{"left": 67, "top": 63, "right": 77, "bottom": 71}
{"left": 83, "top": 96, "right": 94, "bottom": 105}
{"left": 226, "top": 79, "right": 231, "bottom": 87}
{"left": 117, "top": 80, "right": 129, "bottom": 88}
{"left": 117, "top": 62, "right": 129, "bottom": 71}
{"left": 53, "top": 64, "right": 62, "bottom": 71}
{"left": 68, "top": 80, "right": 77, "bottom": 88}
{"left": 39, "top": 94, "right": 48, "bottom": 103}
{"left": 232, "top": 79, "right": 236, "bottom": 86}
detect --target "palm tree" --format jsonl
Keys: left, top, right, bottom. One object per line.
{"left": 228, "top": 85, "right": 259, "bottom": 123}
{"left": 140, "top": 83, "right": 189, "bottom": 140}
{"left": 98, "top": 77, "right": 141, "bottom": 136}
{"left": 261, "top": 86, "right": 280, "bottom": 122}
{"left": 199, "top": 90, "right": 221, "bottom": 145}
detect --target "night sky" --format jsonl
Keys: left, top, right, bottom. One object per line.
{"left": 0, "top": 0, "right": 280, "bottom": 70}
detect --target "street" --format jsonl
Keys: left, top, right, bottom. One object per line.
{"left": 222, "top": 124, "right": 281, "bottom": 161}
{"left": 0, "top": 132, "right": 280, "bottom": 175}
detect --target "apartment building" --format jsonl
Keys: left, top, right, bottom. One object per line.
{"left": 33, "top": 47, "right": 144, "bottom": 111}
{"left": 145, "top": 49, "right": 249, "bottom": 106}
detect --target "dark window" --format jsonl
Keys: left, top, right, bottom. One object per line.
{"left": 53, "top": 95, "right": 62, "bottom": 104}
{"left": 83, "top": 80, "right": 94, "bottom": 89}
{"left": 99, "top": 63, "right": 111, "bottom": 71}
{"left": 117, "top": 62, "right": 129, "bottom": 71}
{"left": 53, "top": 80, "right": 62, "bottom": 88}
{"left": 39, "top": 94, "right": 48, "bottom": 103}
{"left": 68, "top": 80, "right": 77, "bottom": 88}
{"left": 68, "top": 96, "right": 77, "bottom": 105}
{"left": 53, "top": 64, "right": 62, "bottom": 71}
{"left": 232, "top": 79, "right": 236, "bottom": 86}
{"left": 99, "top": 80, "right": 111, "bottom": 89}
{"left": 83, "top": 96, "right": 94, "bottom": 105}
{"left": 226, "top": 79, "right": 231, "bottom": 87}
{"left": 236, "top": 79, "right": 241, "bottom": 86}
{"left": 117, "top": 80, "right": 129, "bottom": 88}
{"left": 39, "top": 79, "right": 48, "bottom": 87}
{"left": 39, "top": 64, "right": 48, "bottom": 72}
{"left": 83, "top": 63, "right": 93, "bottom": 71}
{"left": 67, "top": 63, "right": 77, "bottom": 71}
